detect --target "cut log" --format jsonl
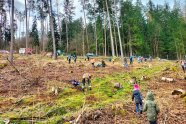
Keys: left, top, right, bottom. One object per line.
{"left": 93, "top": 110, "right": 103, "bottom": 120}
{"left": 114, "top": 83, "right": 122, "bottom": 89}
{"left": 141, "top": 76, "right": 150, "bottom": 81}
{"left": 161, "top": 77, "right": 166, "bottom": 81}
{"left": 166, "top": 78, "right": 174, "bottom": 82}
{"left": 161, "top": 77, "right": 174, "bottom": 83}
{"left": 172, "top": 89, "right": 185, "bottom": 95}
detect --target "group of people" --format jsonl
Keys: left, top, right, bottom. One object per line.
{"left": 71, "top": 73, "right": 159, "bottom": 124}
{"left": 71, "top": 73, "right": 92, "bottom": 92}
{"left": 68, "top": 55, "right": 186, "bottom": 124}
{"left": 67, "top": 54, "right": 77, "bottom": 64}
{"left": 132, "top": 79, "right": 159, "bottom": 124}
{"left": 123, "top": 55, "right": 152, "bottom": 68}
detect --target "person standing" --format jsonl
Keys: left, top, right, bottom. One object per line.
{"left": 143, "top": 91, "right": 160, "bottom": 124}
{"left": 132, "top": 84, "right": 143, "bottom": 115}
{"left": 137, "top": 56, "right": 141, "bottom": 63}
{"left": 149, "top": 56, "right": 153, "bottom": 62}
{"left": 73, "top": 53, "right": 77, "bottom": 63}
{"left": 67, "top": 54, "right": 71, "bottom": 64}
{"left": 130, "top": 56, "right": 133, "bottom": 64}
{"left": 181, "top": 60, "right": 186, "bottom": 73}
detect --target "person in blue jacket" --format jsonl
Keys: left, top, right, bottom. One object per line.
{"left": 130, "top": 56, "right": 133, "bottom": 64}
{"left": 132, "top": 84, "right": 143, "bottom": 114}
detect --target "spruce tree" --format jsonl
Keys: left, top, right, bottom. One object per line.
{"left": 30, "top": 16, "right": 39, "bottom": 53}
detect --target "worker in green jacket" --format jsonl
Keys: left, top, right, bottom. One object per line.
{"left": 143, "top": 91, "right": 160, "bottom": 124}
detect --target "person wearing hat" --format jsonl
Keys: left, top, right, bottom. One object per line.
{"left": 143, "top": 91, "right": 160, "bottom": 124}
{"left": 82, "top": 73, "right": 92, "bottom": 91}
{"left": 132, "top": 84, "right": 143, "bottom": 114}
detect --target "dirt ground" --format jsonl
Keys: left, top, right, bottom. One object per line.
{"left": 0, "top": 55, "right": 186, "bottom": 124}
{"left": 76, "top": 66, "right": 186, "bottom": 124}
{"left": 0, "top": 57, "right": 124, "bottom": 97}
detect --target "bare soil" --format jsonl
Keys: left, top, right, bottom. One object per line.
{"left": 0, "top": 56, "right": 185, "bottom": 124}
{"left": 75, "top": 67, "right": 186, "bottom": 124}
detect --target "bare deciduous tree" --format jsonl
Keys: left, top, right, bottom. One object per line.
{"left": 9, "top": 0, "right": 14, "bottom": 63}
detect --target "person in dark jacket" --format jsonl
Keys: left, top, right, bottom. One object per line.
{"left": 130, "top": 56, "right": 133, "bottom": 64}
{"left": 67, "top": 54, "right": 71, "bottom": 64}
{"left": 143, "top": 91, "right": 160, "bottom": 124}
{"left": 132, "top": 84, "right": 143, "bottom": 114}
{"left": 73, "top": 54, "right": 77, "bottom": 63}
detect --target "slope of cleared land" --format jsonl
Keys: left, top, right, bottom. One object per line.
{"left": 0, "top": 55, "right": 185, "bottom": 124}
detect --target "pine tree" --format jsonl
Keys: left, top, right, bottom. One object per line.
{"left": 30, "top": 16, "right": 39, "bottom": 53}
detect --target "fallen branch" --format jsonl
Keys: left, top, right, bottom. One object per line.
{"left": 74, "top": 93, "right": 87, "bottom": 124}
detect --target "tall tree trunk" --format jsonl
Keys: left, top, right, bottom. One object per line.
{"left": 25, "top": 0, "right": 28, "bottom": 51}
{"left": 82, "top": 28, "right": 85, "bottom": 56}
{"left": 117, "top": 21, "right": 124, "bottom": 63}
{"left": 82, "top": 0, "right": 89, "bottom": 52}
{"left": 114, "top": 0, "right": 124, "bottom": 63}
{"left": 93, "top": 0, "right": 97, "bottom": 56}
{"left": 49, "top": 0, "right": 57, "bottom": 59}
{"left": 105, "top": 0, "right": 115, "bottom": 57}
{"left": 56, "top": 0, "right": 62, "bottom": 46}
{"left": 103, "top": 4, "right": 107, "bottom": 57}
{"left": 113, "top": 1, "right": 118, "bottom": 57}
{"left": 9, "top": 0, "right": 14, "bottom": 63}
{"left": 18, "top": 19, "right": 21, "bottom": 48}
{"left": 65, "top": 22, "right": 69, "bottom": 53}
{"left": 41, "top": 19, "right": 44, "bottom": 51}
{"left": 41, "top": 2, "right": 45, "bottom": 51}
{"left": 120, "top": 17, "right": 126, "bottom": 57}
{"left": 113, "top": 26, "right": 118, "bottom": 57}
{"left": 104, "top": 14, "right": 107, "bottom": 57}
{"left": 23, "top": 18, "right": 25, "bottom": 38}
{"left": 46, "top": 19, "right": 48, "bottom": 35}
{"left": 28, "top": 9, "right": 30, "bottom": 47}
{"left": 128, "top": 25, "right": 132, "bottom": 56}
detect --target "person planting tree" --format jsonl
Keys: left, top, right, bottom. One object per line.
{"left": 82, "top": 73, "right": 92, "bottom": 91}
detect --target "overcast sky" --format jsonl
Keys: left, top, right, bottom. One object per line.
{"left": 15, "top": 0, "right": 185, "bottom": 20}
{"left": 13, "top": 0, "right": 185, "bottom": 37}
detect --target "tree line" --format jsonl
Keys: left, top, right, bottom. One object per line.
{"left": 0, "top": 0, "right": 186, "bottom": 62}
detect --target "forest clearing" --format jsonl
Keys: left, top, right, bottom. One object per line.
{"left": 1, "top": 0, "right": 186, "bottom": 123}
{"left": 0, "top": 54, "right": 185, "bottom": 123}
